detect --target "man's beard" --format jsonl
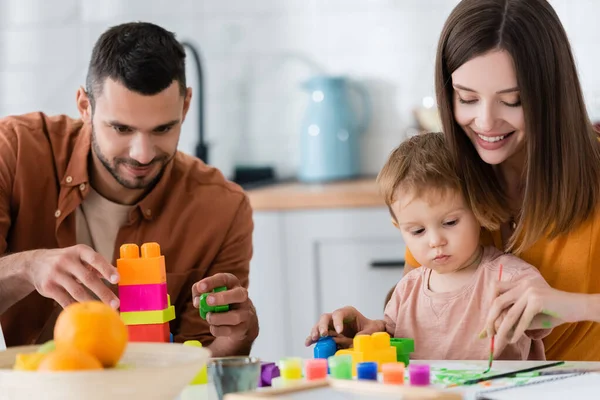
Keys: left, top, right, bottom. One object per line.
{"left": 91, "top": 126, "right": 173, "bottom": 190}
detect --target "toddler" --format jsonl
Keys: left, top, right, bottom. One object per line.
{"left": 307, "top": 132, "right": 551, "bottom": 360}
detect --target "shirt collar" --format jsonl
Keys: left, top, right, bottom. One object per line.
{"left": 62, "top": 122, "right": 91, "bottom": 187}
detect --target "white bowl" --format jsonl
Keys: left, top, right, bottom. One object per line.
{"left": 0, "top": 342, "right": 211, "bottom": 400}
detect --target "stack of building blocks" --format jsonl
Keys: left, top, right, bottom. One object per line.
{"left": 117, "top": 242, "right": 175, "bottom": 342}
{"left": 335, "top": 332, "right": 397, "bottom": 376}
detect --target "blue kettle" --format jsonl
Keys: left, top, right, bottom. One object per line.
{"left": 298, "top": 75, "right": 371, "bottom": 182}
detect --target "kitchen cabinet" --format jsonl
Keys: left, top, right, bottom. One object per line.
{"left": 248, "top": 207, "right": 406, "bottom": 362}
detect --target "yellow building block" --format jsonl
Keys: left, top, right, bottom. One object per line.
{"left": 334, "top": 332, "right": 397, "bottom": 376}
{"left": 120, "top": 293, "right": 175, "bottom": 325}
{"left": 117, "top": 242, "right": 167, "bottom": 285}
{"left": 120, "top": 305, "right": 175, "bottom": 325}
{"left": 183, "top": 341, "right": 208, "bottom": 385}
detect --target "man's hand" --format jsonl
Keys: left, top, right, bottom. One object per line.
{"left": 26, "top": 245, "right": 120, "bottom": 309}
{"left": 192, "top": 273, "right": 258, "bottom": 342}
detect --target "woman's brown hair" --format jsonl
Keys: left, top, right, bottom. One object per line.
{"left": 435, "top": 0, "right": 600, "bottom": 254}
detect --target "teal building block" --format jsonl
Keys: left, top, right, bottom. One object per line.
{"left": 199, "top": 286, "right": 230, "bottom": 319}
{"left": 390, "top": 338, "right": 415, "bottom": 366}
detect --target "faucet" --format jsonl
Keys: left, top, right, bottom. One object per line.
{"left": 180, "top": 40, "right": 208, "bottom": 164}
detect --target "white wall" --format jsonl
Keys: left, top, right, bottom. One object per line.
{"left": 1, "top": 0, "right": 599, "bottom": 179}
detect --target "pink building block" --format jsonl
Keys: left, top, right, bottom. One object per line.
{"left": 119, "top": 283, "right": 168, "bottom": 312}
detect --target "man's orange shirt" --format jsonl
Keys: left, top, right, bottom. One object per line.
{"left": 0, "top": 113, "right": 253, "bottom": 347}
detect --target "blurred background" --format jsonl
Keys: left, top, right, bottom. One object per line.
{"left": 2, "top": 0, "right": 600, "bottom": 361}
{"left": 2, "top": 0, "right": 599, "bottom": 184}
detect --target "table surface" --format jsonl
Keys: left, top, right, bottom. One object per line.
{"left": 177, "top": 359, "right": 600, "bottom": 400}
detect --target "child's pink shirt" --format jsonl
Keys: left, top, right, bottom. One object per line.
{"left": 384, "top": 246, "right": 551, "bottom": 360}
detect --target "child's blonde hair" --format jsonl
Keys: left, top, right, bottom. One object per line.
{"left": 376, "top": 132, "right": 462, "bottom": 220}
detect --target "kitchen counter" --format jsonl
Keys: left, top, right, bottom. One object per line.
{"left": 245, "top": 177, "right": 385, "bottom": 211}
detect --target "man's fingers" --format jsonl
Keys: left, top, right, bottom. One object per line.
{"left": 72, "top": 264, "right": 120, "bottom": 309}
{"left": 204, "top": 287, "right": 247, "bottom": 307}
{"left": 76, "top": 245, "right": 119, "bottom": 284}
{"left": 207, "top": 310, "right": 247, "bottom": 326}
{"left": 209, "top": 324, "right": 247, "bottom": 340}
{"left": 55, "top": 274, "right": 96, "bottom": 304}
{"left": 51, "top": 285, "right": 77, "bottom": 309}
{"left": 192, "top": 273, "right": 239, "bottom": 297}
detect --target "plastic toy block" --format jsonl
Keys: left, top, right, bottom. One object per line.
{"left": 120, "top": 305, "right": 175, "bottom": 325}
{"left": 118, "top": 283, "right": 168, "bottom": 312}
{"left": 279, "top": 357, "right": 302, "bottom": 380}
{"left": 357, "top": 362, "right": 378, "bottom": 380}
{"left": 328, "top": 355, "right": 353, "bottom": 379}
{"left": 314, "top": 336, "right": 337, "bottom": 359}
{"left": 258, "top": 362, "right": 280, "bottom": 387}
{"left": 183, "top": 341, "right": 208, "bottom": 385}
{"left": 127, "top": 322, "right": 170, "bottom": 342}
{"left": 304, "top": 359, "right": 327, "bottom": 381}
{"left": 117, "top": 243, "right": 167, "bottom": 285}
{"left": 335, "top": 332, "right": 397, "bottom": 376}
{"left": 390, "top": 338, "right": 415, "bottom": 366}
{"left": 382, "top": 362, "right": 405, "bottom": 384}
{"left": 409, "top": 364, "right": 430, "bottom": 386}
{"left": 199, "top": 286, "right": 230, "bottom": 319}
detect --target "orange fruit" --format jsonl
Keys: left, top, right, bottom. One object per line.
{"left": 37, "top": 347, "right": 103, "bottom": 371}
{"left": 54, "top": 301, "right": 128, "bottom": 368}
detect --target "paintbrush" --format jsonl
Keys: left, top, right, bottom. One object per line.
{"left": 482, "top": 264, "right": 503, "bottom": 375}
{"left": 458, "top": 361, "right": 566, "bottom": 386}
{"left": 534, "top": 367, "right": 600, "bottom": 376}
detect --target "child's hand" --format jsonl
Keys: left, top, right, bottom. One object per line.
{"left": 304, "top": 306, "right": 386, "bottom": 348}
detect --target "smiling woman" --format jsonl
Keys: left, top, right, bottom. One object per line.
{"left": 401, "top": 0, "right": 600, "bottom": 362}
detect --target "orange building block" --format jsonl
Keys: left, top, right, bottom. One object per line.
{"left": 117, "top": 243, "right": 167, "bottom": 286}
{"left": 335, "top": 332, "right": 397, "bottom": 375}
{"left": 127, "top": 322, "right": 170, "bottom": 342}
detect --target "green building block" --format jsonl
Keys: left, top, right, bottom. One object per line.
{"left": 328, "top": 355, "right": 353, "bottom": 380}
{"left": 199, "top": 286, "right": 230, "bottom": 319}
{"left": 390, "top": 338, "right": 415, "bottom": 366}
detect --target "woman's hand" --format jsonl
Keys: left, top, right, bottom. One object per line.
{"left": 482, "top": 279, "right": 589, "bottom": 343}
{"left": 305, "top": 306, "right": 386, "bottom": 349}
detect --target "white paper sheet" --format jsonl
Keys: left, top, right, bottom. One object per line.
{"left": 476, "top": 373, "right": 600, "bottom": 400}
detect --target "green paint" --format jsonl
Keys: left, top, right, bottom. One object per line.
{"left": 430, "top": 367, "right": 544, "bottom": 387}
{"left": 542, "top": 320, "right": 552, "bottom": 329}
{"left": 430, "top": 369, "right": 490, "bottom": 385}
{"left": 542, "top": 309, "right": 561, "bottom": 319}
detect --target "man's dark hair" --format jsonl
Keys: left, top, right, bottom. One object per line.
{"left": 86, "top": 21, "right": 187, "bottom": 108}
